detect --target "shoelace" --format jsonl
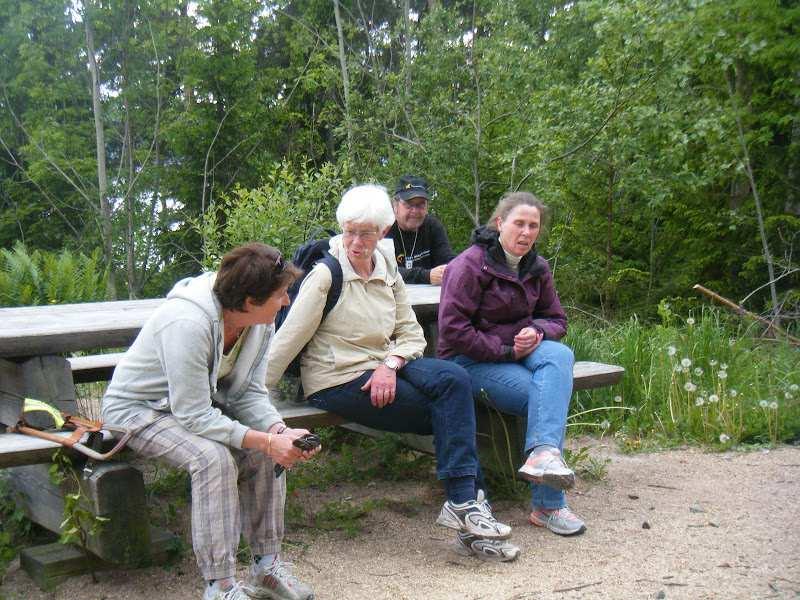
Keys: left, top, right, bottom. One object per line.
{"left": 529, "top": 450, "right": 569, "bottom": 471}
{"left": 470, "top": 499, "right": 502, "bottom": 524}
{"left": 266, "top": 560, "right": 300, "bottom": 586}
{"left": 217, "top": 583, "right": 250, "bottom": 600}
{"left": 545, "top": 507, "right": 578, "bottom": 522}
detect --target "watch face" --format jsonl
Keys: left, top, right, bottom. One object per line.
{"left": 384, "top": 357, "right": 400, "bottom": 370}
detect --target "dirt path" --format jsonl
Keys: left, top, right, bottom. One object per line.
{"left": 3, "top": 445, "right": 799, "bottom": 600}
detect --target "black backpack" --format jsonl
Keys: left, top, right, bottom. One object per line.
{"left": 274, "top": 230, "right": 343, "bottom": 377}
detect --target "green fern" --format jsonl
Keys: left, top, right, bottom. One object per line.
{"left": 0, "top": 243, "right": 106, "bottom": 307}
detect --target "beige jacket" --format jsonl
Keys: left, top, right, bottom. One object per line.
{"left": 266, "top": 235, "right": 426, "bottom": 396}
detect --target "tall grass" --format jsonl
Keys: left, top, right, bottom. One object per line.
{"left": 565, "top": 304, "right": 799, "bottom": 448}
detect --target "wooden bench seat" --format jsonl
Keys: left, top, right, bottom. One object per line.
{"left": 3, "top": 360, "right": 623, "bottom": 468}
{"left": 69, "top": 351, "right": 623, "bottom": 390}
{"left": 68, "top": 353, "right": 126, "bottom": 384}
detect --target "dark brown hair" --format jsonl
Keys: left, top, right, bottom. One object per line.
{"left": 486, "top": 192, "right": 548, "bottom": 231}
{"left": 213, "top": 242, "right": 301, "bottom": 311}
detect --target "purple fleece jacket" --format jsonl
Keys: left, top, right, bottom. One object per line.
{"left": 437, "top": 227, "right": 567, "bottom": 362}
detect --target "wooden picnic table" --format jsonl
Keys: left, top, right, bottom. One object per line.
{"left": 0, "top": 284, "right": 623, "bottom": 587}
{"left": 0, "top": 285, "right": 443, "bottom": 358}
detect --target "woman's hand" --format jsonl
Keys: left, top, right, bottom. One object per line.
{"left": 360, "top": 365, "right": 397, "bottom": 408}
{"left": 513, "top": 327, "right": 543, "bottom": 359}
{"left": 244, "top": 428, "right": 321, "bottom": 469}
{"left": 283, "top": 427, "right": 322, "bottom": 460}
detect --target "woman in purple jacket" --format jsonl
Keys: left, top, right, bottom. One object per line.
{"left": 438, "top": 191, "right": 585, "bottom": 536}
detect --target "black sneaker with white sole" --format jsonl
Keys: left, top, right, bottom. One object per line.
{"left": 453, "top": 532, "right": 521, "bottom": 562}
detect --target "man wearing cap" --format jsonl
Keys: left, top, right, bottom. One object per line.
{"left": 387, "top": 175, "right": 457, "bottom": 285}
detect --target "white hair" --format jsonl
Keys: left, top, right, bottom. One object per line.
{"left": 336, "top": 184, "right": 396, "bottom": 231}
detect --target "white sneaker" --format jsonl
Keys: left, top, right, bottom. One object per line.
{"left": 453, "top": 532, "right": 520, "bottom": 562}
{"left": 436, "top": 489, "right": 512, "bottom": 540}
{"left": 247, "top": 557, "right": 314, "bottom": 600}
{"left": 203, "top": 581, "right": 250, "bottom": 600}
{"left": 518, "top": 448, "right": 575, "bottom": 490}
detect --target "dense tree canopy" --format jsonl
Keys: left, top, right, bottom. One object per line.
{"left": 1, "top": 0, "right": 797, "bottom": 323}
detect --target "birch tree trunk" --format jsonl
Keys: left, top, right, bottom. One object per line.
{"left": 727, "top": 70, "right": 780, "bottom": 324}
{"left": 333, "top": 0, "right": 353, "bottom": 154}
{"left": 84, "top": 4, "right": 116, "bottom": 299}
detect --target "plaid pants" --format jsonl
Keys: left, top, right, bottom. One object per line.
{"left": 125, "top": 412, "right": 285, "bottom": 580}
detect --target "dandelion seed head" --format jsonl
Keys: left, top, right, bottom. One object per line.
{"left": 790, "top": 384, "right": 799, "bottom": 392}
{"left": 770, "top": 401, "right": 778, "bottom": 410}
{"left": 717, "top": 371, "right": 728, "bottom": 380}
{"left": 709, "top": 394, "right": 719, "bottom": 403}
{"left": 695, "top": 397, "right": 705, "bottom": 406}
{"left": 686, "top": 317, "right": 695, "bottom": 326}
{"left": 709, "top": 359, "right": 718, "bottom": 367}
{"left": 759, "top": 400, "right": 768, "bottom": 408}
{"left": 729, "top": 389, "right": 737, "bottom": 397}
{"left": 681, "top": 358, "right": 692, "bottom": 368}
{"left": 720, "top": 363, "right": 728, "bottom": 370}
{"left": 674, "top": 364, "right": 682, "bottom": 373}
{"left": 694, "top": 367, "right": 703, "bottom": 376}
{"left": 667, "top": 346, "right": 677, "bottom": 357}
{"left": 684, "top": 382, "right": 697, "bottom": 392}
{"left": 613, "top": 395, "right": 622, "bottom": 403}
{"left": 785, "top": 392, "right": 794, "bottom": 400}
{"left": 719, "top": 433, "right": 730, "bottom": 443}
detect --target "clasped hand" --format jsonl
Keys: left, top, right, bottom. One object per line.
{"left": 513, "top": 326, "right": 543, "bottom": 359}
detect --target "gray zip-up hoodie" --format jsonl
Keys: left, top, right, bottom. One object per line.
{"left": 101, "top": 272, "right": 282, "bottom": 448}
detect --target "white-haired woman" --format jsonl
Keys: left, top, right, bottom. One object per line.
{"left": 267, "top": 185, "right": 518, "bottom": 561}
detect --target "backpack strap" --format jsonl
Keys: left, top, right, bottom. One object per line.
{"left": 318, "top": 251, "right": 343, "bottom": 322}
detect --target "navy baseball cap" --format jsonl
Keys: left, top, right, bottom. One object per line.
{"left": 394, "top": 175, "right": 430, "bottom": 202}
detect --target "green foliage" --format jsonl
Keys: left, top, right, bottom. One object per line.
{"left": 0, "top": 242, "right": 107, "bottom": 307}
{"left": 284, "top": 427, "right": 434, "bottom": 529}
{"left": 0, "top": 474, "right": 34, "bottom": 586}
{"left": 286, "top": 427, "right": 434, "bottom": 493}
{"left": 563, "top": 446, "right": 610, "bottom": 482}
{"left": 196, "top": 161, "right": 349, "bottom": 268}
{"left": 144, "top": 464, "right": 190, "bottom": 532}
{"left": 565, "top": 308, "right": 800, "bottom": 448}
{"left": 1, "top": 0, "right": 797, "bottom": 316}
{"left": 49, "top": 451, "right": 109, "bottom": 583}
{"left": 311, "top": 498, "right": 381, "bottom": 538}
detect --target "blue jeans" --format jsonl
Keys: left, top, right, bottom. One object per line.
{"left": 451, "top": 340, "right": 575, "bottom": 510}
{"left": 308, "top": 357, "right": 478, "bottom": 483}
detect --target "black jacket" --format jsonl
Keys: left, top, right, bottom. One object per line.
{"left": 386, "top": 215, "right": 456, "bottom": 284}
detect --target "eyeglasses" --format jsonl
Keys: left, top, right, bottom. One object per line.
{"left": 343, "top": 229, "right": 379, "bottom": 240}
{"left": 400, "top": 200, "right": 428, "bottom": 211}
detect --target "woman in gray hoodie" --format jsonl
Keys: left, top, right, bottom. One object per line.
{"left": 102, "top": 243, "right": 317, "bottom": 600}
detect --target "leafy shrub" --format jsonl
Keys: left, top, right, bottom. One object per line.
{"left": 0, "top": 242, "right": 107, "bottom": 307}
{"left": 196, "top": 160, "right": 350, "bottom": 268}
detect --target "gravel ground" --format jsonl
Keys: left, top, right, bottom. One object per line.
{"left": 2, "top": 444, "right": 799, "bottom": 600}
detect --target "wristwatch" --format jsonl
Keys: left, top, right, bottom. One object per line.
{"left": 383, "top": 356, "right": 403, "bottom": 371}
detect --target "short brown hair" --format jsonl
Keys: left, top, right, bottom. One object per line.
{"left": 213, "top": 242, "right": 301, "bottom": 311}
{"left": 487, "top": 192, "right": 547, "bottom": 231}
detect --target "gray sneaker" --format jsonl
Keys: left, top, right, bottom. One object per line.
{"left": 453, "top": 532, "right": 520, "bottom": 562}
{"left": 436, "top": 489, "right": 512, "bottom": 540}
{"left": 529, "top": 506, "right": 586, "bottom": 536}
{"left": 518, "top": 448, "right": 575, "bottom": 490}
{"left": 203, "top": 581, "right": 251, "bottom": 600}
{"left": 246, "top": 558, "right": 314, "bottom": 600}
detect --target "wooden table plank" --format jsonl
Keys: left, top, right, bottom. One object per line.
{"left": 0, "top": 286, "right": 441, "bottom": 358}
